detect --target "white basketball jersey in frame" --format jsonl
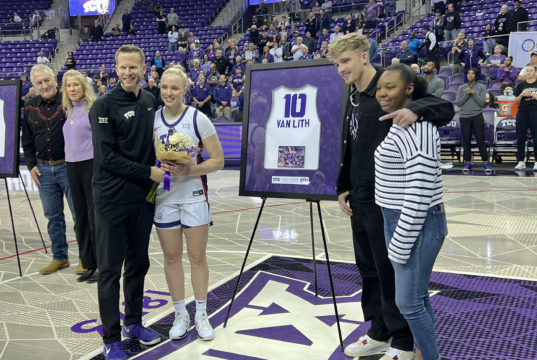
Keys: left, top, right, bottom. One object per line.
{"left": 0, "top": 99, "right": 5, "bottom": 158}
{"left": 264, "top": 85, "right": 321, "bottom": 170}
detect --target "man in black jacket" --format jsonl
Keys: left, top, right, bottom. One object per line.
{"left": 328, "top": 33, "right": 454, "bottom": 359}
{"left": 494, "top": 4, "right": 513, "bottom": 48}
{"left": 443, "top": 3, "right": 461, "bottom": 41}
{"left": 90, "top": 45, "right": 165, "bottom": 360}
{"left": 512, "top": 0, "right": 529, "bottom": 31}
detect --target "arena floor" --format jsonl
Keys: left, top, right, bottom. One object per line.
{"left": 0, "top": 169, "right": 536, "bottom": 360}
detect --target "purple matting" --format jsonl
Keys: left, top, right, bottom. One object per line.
{"left": 89, "top": 256, "right": 537, "bottom": 360}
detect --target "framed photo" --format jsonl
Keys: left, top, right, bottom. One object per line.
{"left": 0, "top": 80, "right": 21, "bottom": 178}
{"left": 239, "top": 60, "right": 347, "bottom": 201}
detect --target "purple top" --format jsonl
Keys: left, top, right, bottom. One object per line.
{"left": 487, "top": 54, "right": 506, "bottom": 80}
{"left": 497, "top": 65, "right": 519, "bottom": 84}
{"left": 63, "top": 99, "right": 93, "bottom": 162}
{"left": 365, "top": 2, "right": 379, "bottom": 21}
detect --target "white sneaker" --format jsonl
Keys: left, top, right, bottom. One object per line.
{"left": 169, "top": 311, "right": 190, "bottom": 340}
{"left": 515, "top": 161, "right": 526, "bottom": 170}
{"left": 195, "top": 311, "right": 214, "bottom": 341}
{"left": 533, "top": 162, "right": 537, "bottom": 171}
{"left": 344, "top": 334, "right": 390, "bottom": 357}
{"left": 380, "top": 347, "right": 416, "bottom": 360}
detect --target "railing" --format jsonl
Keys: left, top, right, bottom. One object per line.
{"left": 517, "top": 19, "right": 537, "bottom": 31}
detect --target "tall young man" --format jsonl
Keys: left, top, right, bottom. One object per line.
{"left": 328, "top": 33, "right": 454, "bottom": 360}
{"left": 89, "top": 45, "right": 165, "bottom": 360}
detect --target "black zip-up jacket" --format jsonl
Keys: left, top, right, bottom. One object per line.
{"left": 444, "top": 10, "right": 461, "bottom": 30}
{"left": 22, "top": 91, "right": 66, "bottom": 170}
{"left": 337, "top": 69, "right": 455, "bottom": 204}
{"left": 89, "top": 83, "right": 156, "bottom": 204}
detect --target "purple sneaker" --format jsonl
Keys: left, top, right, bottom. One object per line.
{"left": 103, "top": 342, "right": 127, "bottom": 360}
{"left": 122, "top": 323, "right": 161, "bottom": 346}
{"left": 463, "top": 162, "right": 472, "bottom": 173}
{"left": 483, "top": 163, "right": 492, "bottom": 173}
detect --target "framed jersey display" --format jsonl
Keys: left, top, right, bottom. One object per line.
{"left": 0, "top": 80, "right": 21, "bottom": 178}
{"left": 239, "top": 60, "right": 347, "bottom": 200}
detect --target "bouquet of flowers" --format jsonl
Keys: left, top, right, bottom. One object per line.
{"left": 146, "top": 130, "right": 197, "bottom": 203}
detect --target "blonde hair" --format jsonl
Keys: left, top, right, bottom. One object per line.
{"left": 115, "top": 44, "right": 145, "bottom": 64}
{"left": 161, "top": 65, "right": 188, "bottom": 88}
{"left": 61, "top": 70, "right": 97, "bottom": 115}
{"left": 328, "top": 33, "right": 370, "bottom": 61}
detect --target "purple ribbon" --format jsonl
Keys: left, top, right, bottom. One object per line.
{"left": 155, "top": 160, "right": 171, "bottom": 191}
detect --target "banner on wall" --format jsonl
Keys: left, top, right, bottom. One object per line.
{"left": 239, "top": 60, "right": 347, "bottom": 201}
{"left": 508, "top": 32, "right": 537, "bottom": 68}
{"left": 69, "top": 0, "right": 116, "bottom": 16}
{"left": 0, "top": 80, "right": 21, "bottom": 178}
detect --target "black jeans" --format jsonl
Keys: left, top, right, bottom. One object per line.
{"left": 66, "top": 159, "right": 97, "bottom": 269}
{"left": 95, "top": 201, "right": 155, "bottom": 344}
{"left": 461, "top": 113, "right": 489, "bottom": 162}
{"left": 349, "top": 200, "right": 414, "bottom": 351}
{"left": 516, "top": 110, "right": 537, "bottom": 162}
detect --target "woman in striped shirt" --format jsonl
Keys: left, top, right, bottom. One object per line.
{"left": 374, "top": 64, "right": 448, "bottom": 360}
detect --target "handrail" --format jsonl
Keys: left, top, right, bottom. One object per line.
{"left": 517, "top": 19, "right": 537, "bottom": 31}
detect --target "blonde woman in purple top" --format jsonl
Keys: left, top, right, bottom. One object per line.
{"left": 61, "top": 70, "right": 98, "bottom": 283}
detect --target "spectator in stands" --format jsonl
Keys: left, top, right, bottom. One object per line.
{"left": 300, "top": 0, "right": 311, "bottom": 10}
{"left": 176, "top": 47, "right": 187, "bottom": 68}
{"left": 97, "top": 84, "right": 107, "bottom": 97}
{"left": 292, "top": 37, "right": 307, "bottom": 61}
{"left": 460, "top": 38, "right": 486, "bottom": 76}
{"left": 192, "top": 73, "right": 213, "bottom": 117}
{"left": 22, "top": 64, "right": 75, "bottom": 275}
{"left": 518, "top": 52, "right": 537, "bottom": 81}
{"left": 423, "top": 61, "right": 444, "bottom": 97}
{"left": 147, "top": 1, "right": 155, "bottom": 14}
{"left": 128, "top": 24, "right": 138, "bottom": 36}
{"left": 304, "top": 31, "right": 317, "bottom": 54}
{"left": 20, "top": 74, "right": 32, "bottom": 104}
{"left": 316, "top": 9, "right": 331, "bottom": 38}
{"left": 260, "top": 45, "right": 274, "bottom": 63}
{"left": 93, "top": 79, "right": 103, "bottom": 94}
{"left": 514, "top": 65, "right": 537, "bottom": 170}
{"left": 200, "top": 54, "right": 212, "bottom": 74}
{"left": 258, "top": 31, "right": 270, "bottom": 49}
{"left": 432, "top": 10, "right": 445, "bottom": 42}
{"left": 231, "top": 67, "right": 245, "bottom": 93}
{"left": 494, "top": 5, "right": 513, "bottom": 48}
{"left": 145, "top": 77, "right": 159, "bottom": 100}
{"left": 443, "top": 3, "right": 461, "bottom": 41}
{"left": 306, "top": 12, "right": 316, "bottom": 36}
{"left": 312, "top": 2, "right": 321, "bottom": 17}
{"left": 486, "top": 44, "right": 506, "bottom": 81}
{"left": 269, "top": 41, "right": 283, "bottom": 62}
{"left": 280, "top": 36, "right": 292, "bottom": 61}
{"left": 512, "top": 0, "right": 529, "bottom": 31}
{"left": 214, "top": 50, "right": 232, "bottom": 75}
{"left": 411, "top": 63, "right": 421, "bottom": 74}
{"left": 168, "top": 25, "right": 179, "bottom": 52}
{"left": 206, "top": 64, "right": 220, "bottom": 89}
{"left": 65, "top": 51, "right": 76, "bottom": 70}
{"left": 421, "top": 26, "right": 441, "bottom": 71}
{"left": 451, "top": 31, "right": 467, "bottom": 73}
{"left": 214, "top": 75, "right": 232, "bottom": 119}
{"left": 12, "top": 12, "right": 22, "bottom": 24}
{"left": 156, "top": 10, "right": 166, "bottom": 35}
{"left": 122, "top": 9, "right": 132, "bottom": 33}
{"left": 364, "top": 0, "right": 381, "bottom": 29}
{"left": 342, "top": 14, "right": 357, "bottom": 34}
{"left": 330, "top": 26, "right": 344, "bottom": 42}
{"left": 299, "top": 47, "right": 313, "bottom": 60}
{"left": 395, "top": 40, "right": 417, "bottom": 65}
{"left": 152, "top": 51, "right": 166, "bottom": 78}
{"left": 91, "top": 19, "right": 103, "bottom": 42}
{"left": 249, "top": 25, "right": 260, "bottom": 46}
{"left": 190, "top": 40, "right": 204, "bottom": 60}
{"left": 232, "top": 56, "right": 245, "bottom": 75}
{"left": 485, "top": 92, "right": 498, "bottom": 108}
{"left": 82, "top": 71, "right": 93, "bottom": 86}
{"left": 364, "top": 30, "right": 379, "bottom": 63}
{"left": 317, "top": 41, "right": 329, "bottom": 58}
{"left": 225, "top": 40, "right": 240, "bottom": 61}
{"left": 107, "top": 77, "right": 117, "bottom": 91}
{"left": 111, "top": 24, "right": 121, "bottom": 36}
{"left": 30, "top": 10, "right": 41, "bottom": 29}
{"left": 482, "top": 24, "right": 496, "bottom": 56}
{"left": 243, "top": 43, "right": 258, "bottom": 63}
{"left": 80, "top": 26, "right": 91, "bottom": 43}
{"left": 24, "top": 87, "right": 36, "bottom": 104}
{"left": 93, "top": 65, "right": 108, "bottom": 86}
{"left": 178, "top": 24, "right": 189, "bottom": 49}
{"left": 154, "top": 1, "right": 162, "bottom": 14}
{"left": 407, "top": 32, "right": 422, "bottom": 56}
{"left": 189, "top": 51, "right": 201, "bottom": 71}
{"left": 498, "top": 56, "right": 518, "bottom": 84}
{"left": 432, "top": 0, "right": 446, "bottom": 14}
{"left": 322, "top": 0, "right": 334, "bottom": 23}
{"left": 456, "top": 68, "right": 491, "bottom": 173}
{"left": 167, "top": 8, "right": 179, "bottom": 31}
{"left": 189, "top": 59, "right": 202, "bottom": 84}
{"left": 37, "top": 51, "right": 49, "bottom": 64}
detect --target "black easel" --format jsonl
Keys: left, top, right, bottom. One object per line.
{"left": 223, "top": 198, "right": 344, "bottom": 351}
{"left": 3, "top": 174, "right": 47, "bottom": 277}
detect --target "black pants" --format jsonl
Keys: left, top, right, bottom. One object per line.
{"left": 516, "top": 110, "right": 537, "bottom": 162}
{"left": 95, "top": 201, "right": 155, "bottom": 344}
{"left": 197, "top": 101, "right": 212, "bottom": 118}
{"left": 461, "top": 114, "right": 489, "bottom": 162}
{"left": 66, "top": 160, "right": 97, "bottom": 270}
{"left": 426, "top": 49, "right": 441, "bottom": 74}
{"left": 349, "top": 201, "right": 413, "bottom": 351}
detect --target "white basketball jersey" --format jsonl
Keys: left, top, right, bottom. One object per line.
{"left": 0, "top": 99, "right": 5, "bottom": 158}
{"left": 264, "top": 85, "right": 321, "bottom": 170}
{"left": 153, "top": 106, "right": 215, "bottom": 204}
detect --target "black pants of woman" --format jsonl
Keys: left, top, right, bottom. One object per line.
{"left": 461, "top": 114, "right": 489, "bottom": 162}
{"left": 66, "top": 159, "right": 97, "bottom": 270}
{"left": 515, "top": 110, "right": 537, "bottom": 162}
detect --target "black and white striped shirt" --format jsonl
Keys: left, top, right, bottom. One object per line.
{"left": 374, "top": 121, "right": 444, "bottom": 264}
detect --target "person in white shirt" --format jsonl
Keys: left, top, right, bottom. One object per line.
{"left": 269, "top": 41, "right": 283, "bottom": 62}
{"left": 291, "top": 37, "right": 307, "bottom": 61}
{"left": 330, "top": 25, "right": 343, "bottom": 41}
{"left": 36, "top": 51, "right": 49, "bottom": 64}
